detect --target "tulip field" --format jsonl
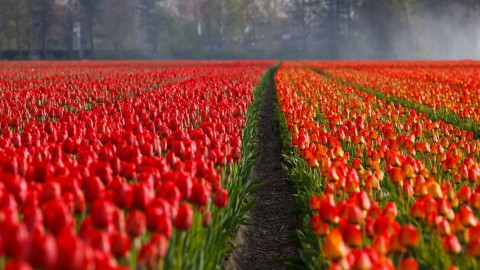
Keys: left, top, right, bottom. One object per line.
{"left": 276, "top": 61, "right": 480, "bottom": 270}
{"left": 1, "top": 60, "right": 480, "bottom": 270}
{"left": 0, "top": 61, "right": 275, "bottom": 270}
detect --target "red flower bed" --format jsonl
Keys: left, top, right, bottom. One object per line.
{"left": 0, "top": 60, "right": 273, "bottom": 269}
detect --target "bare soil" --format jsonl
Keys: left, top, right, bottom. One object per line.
{"left": 224, "top": 74, "right": 300, "bottom": 270}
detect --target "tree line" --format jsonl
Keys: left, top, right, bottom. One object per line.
{"left": 0, "top": 0, "right": 478, "bottom": 60}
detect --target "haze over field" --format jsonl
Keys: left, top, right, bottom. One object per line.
{"left": 0, "top": 0, "right": 478, "bottom": 60}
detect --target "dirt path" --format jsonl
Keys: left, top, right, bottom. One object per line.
{"left": 224, "top": 72, "right": 300, "bottom": 270}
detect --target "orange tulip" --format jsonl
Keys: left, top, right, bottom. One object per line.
{"left": 459, "top": 205, "right": 478, "bottom": 227}
{"left": 427, "top": 181, "right": 442, "bottom": 199}
{"left": 383, "top": 202, "right": 398, "bottom": 221}
{"left": 323, "top": 229, "right": 348, "bottom": 261}
{"left": 410, "top": 200, "right": 425, "bottom": 219}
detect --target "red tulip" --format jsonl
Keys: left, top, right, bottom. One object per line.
{"left": 150, "top": 233, "right": 168, "bottom": 259}
{"left": 442, "top": 235, "right": 462, "bottom": 254}
{"left": 56, "top": 229, "right": 86, "bottom": 270}
{"left": 110, "top": 231, "right": 130, "bottom": 257}
{"left": 342, "top": 203, "right": 364, "bottom": 225}
{"left": 310, "top": 214, "right": 329, "bottom": 236}
{"left": 42, "top": 199, "right": 73, "bottom": 235}
{"left": 351, "top": 249, "right": 372, "bottom": 270}
{"left": 146, "top": 205, "right": 171, "bottom": 237}
{"left": 458, "top": 185, "right": 472, "bottom": 203}
{"left": 5, "top": 261, "right": 33, "bottom": 270}
{"left": 389, "top": 167, "right": 404, "bottom": 185}
{"left": 399, "top": 224, "right": 418, "bottom": 248}
{"left": 174, "top": 203, "right": 193, "bottom": 231}
{"left": 3, "top": 222, "right": 29, "bottom": 259}
{"left": 309, "top": 195, "right": 321, "bottom": 210}
{"left": 190, "top": 181, "right": 210, "bottom": 206}
{"left": 399, "top": 258, "right": 418, "bottom": 270}
{"left": 372, "top": 234, "right": 390, "bottom": 256}
{"left": 468, "top": 238, "right": 480, "bottom": 257}
{"left": 90, "top": 199, "right": 114, "bottom": 229}
{"left": 213, "top": 188, "right": 228, "bottom": 208}
{"left": 137, "top": 243, "right": 159, "bottom": 269}
{"left": 342, "top": 223, "right": 362, "bottom": 247}
{"left": 22, "top": 206, "right": 43, "bottom": 232}
{"left": 127, "top": 210, "right": 146, "bottom": 238}
{"left": 132, "top": 183, "right": 153, "bottom": 210}
{"left": 22, "top": 228, "right": 57, "bottom": 269}
{"left": 319, "top": 195, "right": 338, "bottom": 223}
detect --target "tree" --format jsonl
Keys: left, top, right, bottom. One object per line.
{"left": 78, "top": 0, "right": 100, "bottom": 51}
{"left": 30, "top": 0, "right": 55, "bottom": 56}
{"left": 139, "top": 0, "right": 173, "bottom": 53}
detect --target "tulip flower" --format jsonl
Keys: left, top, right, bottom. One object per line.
{"left": 213, "top": 188, "right": 229, "bottom": 208}
{"left": 351, "top": 249, "right": 372, "bottom": 270}
{"left": 190, "top": 181, "right": 210, "bottom": 206}
{"left": 442, "top": 235, "right": 462, "bottom": 254}
{"left": 127, "top": 210, "right": 146, "bottom": 238}
{"left": 468, "top": 238, "right": 480, "bottom": 257}
{"left": 342, "top": 224, "right": 363, "bottom": 247}
{"left": 146, "top": 205, "right": 172, "bottom": 237}
{"left": 399, "top": 258, "right": 418, "bottom": 270}
{"left": 389, "top": 167, "right": 404, "bottom": 185}
{"left": 383, "top": 202, "right": 398, "bottom": 220}
{"left": 3, "top": 222, "right": 29, "bottom": 259}
{"left": 56, "top": 229, "right": 86, "bottom": 270}
{"left": 372, "top": 234, "right": 390, "bottom": 256}
{"left": 309, "top": 195, "right": 321, "bottom": 211}
{"left": 90, "top": 199, "right": 114, "bottom": 229}
{"left": 310, "top": 214, "right": 329, "bottom": 236}
{"left": 110, "top": 231, "right": 130, "bottom": 258}
{"left": 319, "top": 195, "right": 338, "bottom": 224}
{"left": 399, "top": 224, "right": 419, "bottom": 248}
{"left": 137, "top": 243, "right": 159, "bottom": 269}
{"left": 42, "top": 199, "right": 73, "bottom": 235}
{"left": 5, "top": 261, "right": 33, "bottom": 270}
{"left": 173, "top": 203, "right": 193, "bottom": 231}
{"left": 323, "top": 229, "right": 348, "bottom": 261}
{"left": 22, "top": 228, "right": 57, "bottom": 269}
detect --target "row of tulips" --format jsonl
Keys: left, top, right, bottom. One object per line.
{"left": 0, "top": 61, "right": 275, "bottom": 269}
{"left": 275, "top": 62, "right": 480, "bottom": 269}
{"left": 307, "top": 61, "right": 480, "bottom": 136}
{"left": 0, "top": 61, "right": 257, "bottom": 123}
